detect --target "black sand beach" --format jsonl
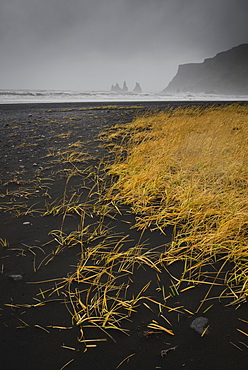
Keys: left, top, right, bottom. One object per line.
{"left": 1, "top": 101, "right": 248, "bottom": 370}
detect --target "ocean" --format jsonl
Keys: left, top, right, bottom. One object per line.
{"left": 0, "top": 89, "right": 247, "bottom": 104}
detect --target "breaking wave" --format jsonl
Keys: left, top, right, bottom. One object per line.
{"left": 0, "top": 89, "right": 247, "bottom": 104}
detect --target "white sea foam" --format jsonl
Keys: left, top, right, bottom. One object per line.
{"left": 0, "top": 89, "right": 247, "bottom": 104}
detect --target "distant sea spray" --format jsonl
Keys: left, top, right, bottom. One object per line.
{"left": 0, "top": 89, "right": 247, "bottom": 104}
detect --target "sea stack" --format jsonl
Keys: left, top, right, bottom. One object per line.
{"left": 110, "top": 81, "right": 129, "bottom": 93}
{"left": 111, "top": 83, "right": 122, "bottom": 92}
{"left": 133, "top": 82, "right": 142, "bottom": 93}
{"left": 122, "top": 81, "right": 128, "bottom": 92}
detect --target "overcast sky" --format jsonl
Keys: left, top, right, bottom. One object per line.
{"left": 1, "top": 0, "right": 247, "bottom": 92}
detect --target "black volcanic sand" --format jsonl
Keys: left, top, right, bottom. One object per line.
{"left": 0, "top": 101, "right": 248, "bottom": 370}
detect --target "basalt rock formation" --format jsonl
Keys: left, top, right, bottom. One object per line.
{"left": 111, "top": 81, "right": 128, "bottom": 93}
{"left": 111, "top": 83, "right": 122, "bottom": 92}
{"left": 110, "top": 81, "right": 143, "bottom": 93}
{"left": 162, "top": 44, "right": 248, "bottom": 95}
{"left": 133, "top": 82, "right": 142, "bottom": 93}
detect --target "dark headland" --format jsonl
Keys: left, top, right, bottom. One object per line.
{"left": 162, "top": 44, "right": 248, "bottom": 95}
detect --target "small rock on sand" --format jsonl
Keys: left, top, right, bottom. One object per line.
{"left": 8, "top": 274, "right": 23, "bottom": 281}
{"left": 190, "top": 317, "right": 209, "bottom": 335}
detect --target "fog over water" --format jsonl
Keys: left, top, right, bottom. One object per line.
{"left": 1, "top": 0, "right": 247, "bottom": 92}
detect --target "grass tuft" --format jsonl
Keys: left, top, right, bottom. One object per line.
{"left": 101, "top": 104, "right": 248, "bottom": 302}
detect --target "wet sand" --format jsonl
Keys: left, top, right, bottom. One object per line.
{"left": 0, "top": 101, "right": 248, "bottom": 370}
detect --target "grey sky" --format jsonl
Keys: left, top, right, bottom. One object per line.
{"left": 1, "top": 0, "right": 247, "bottom": 91}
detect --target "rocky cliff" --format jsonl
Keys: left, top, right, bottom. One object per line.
{"left": 162, "top": 44, "right": 248, "bottom": 95}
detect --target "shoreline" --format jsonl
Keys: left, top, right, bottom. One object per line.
{"left": 1, "top": 98, "right": 248, "bottom": 106}
{"left": 1, "top": 88, "right": 248, "bottom": 105}
{"left": 1, "top": 101, "right": 248, "bottom": 370}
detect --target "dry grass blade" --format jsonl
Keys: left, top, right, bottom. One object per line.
{"left": 59, "top": 359, "right": 74, "bottom": 370}
{"left": 237, "top": 328, "right": 248, "bottom": 337}
{"left": 116, "top": 353, "right": 136, "bottom": 369}
{"left": 147, "top": 321, "right": 174, "bottom": 336}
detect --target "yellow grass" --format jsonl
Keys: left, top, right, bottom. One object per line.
{"left": 102, "top": 104, "right": 248, "bottom": 302}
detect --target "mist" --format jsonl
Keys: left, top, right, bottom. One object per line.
{"left": 1, "top": 0, "right": 247, "bottom": 91}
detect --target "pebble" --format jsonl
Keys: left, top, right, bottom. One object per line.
{"left": 8, "top": 274, "right": 23, "bottom": 281}
{"left": 23, "top": 221, "right": 32, "bottom": 225}
{"left": 190, "top": 317, "right": 209, "bottom": 335}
